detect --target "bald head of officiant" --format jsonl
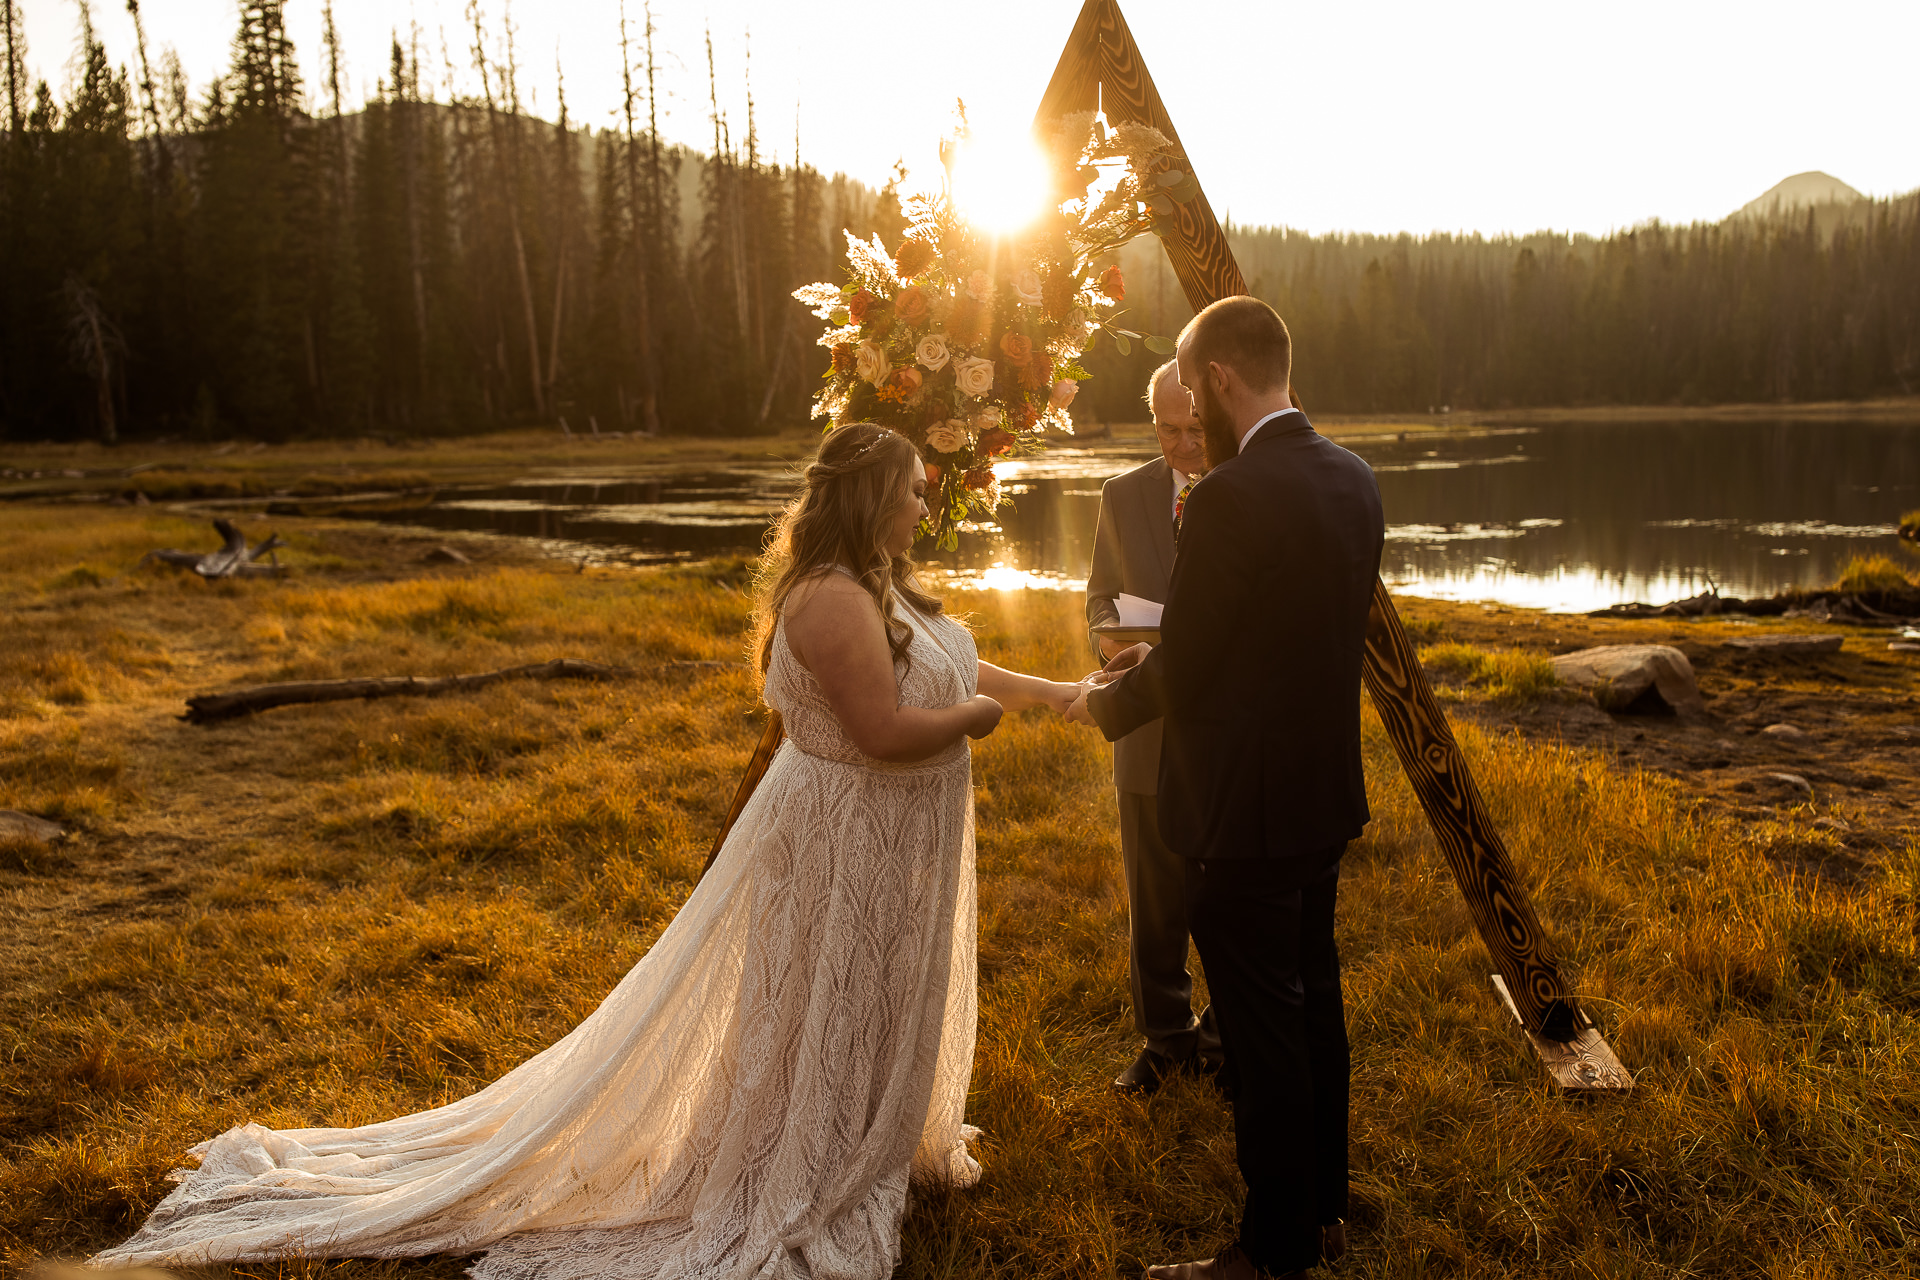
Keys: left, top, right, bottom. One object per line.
{"left": 1082, "top": 360, "right": 1222, "bottom": 1095}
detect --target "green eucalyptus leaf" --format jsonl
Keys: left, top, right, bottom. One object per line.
{"left": 1166, "top": 177, "right": 1201, "bottom": 204}
{"left": 1156, "top": 170, "right": 1188, "bottom": 188}
{"left": 1114, "top": 333, "right": 1133, "bottom": 356}
{"left": 1149, "top": 194, "right": 1175, "bottom": 217}
{"left": 1144, "top": 334, "right": 1176, "bottom": 355}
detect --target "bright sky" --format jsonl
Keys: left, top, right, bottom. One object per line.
{"left": 21, "top": 0, "right": 1920, "bottom": 237}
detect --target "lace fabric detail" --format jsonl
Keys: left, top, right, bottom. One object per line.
{"left": 92, "top": 595, "right": 983, "bottom": 1280}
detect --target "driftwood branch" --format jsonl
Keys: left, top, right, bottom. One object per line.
{"left": 146, "top": 518, "right": 287, "bottom": 579}
{"left": 182, "top": 658, "right": 742, "bottom": 724}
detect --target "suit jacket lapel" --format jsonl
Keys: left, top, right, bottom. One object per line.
{"left": 1134, "top": 457, "right": 1176, "bottom": 585}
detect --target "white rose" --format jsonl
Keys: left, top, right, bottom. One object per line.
{"left": 1049, "top": 378, "right": 1080, "bottom": 409}
{"left": 915, "top": 334, "right": 951, "bottom": 373}
{"left": 854, "top": 340, "right": 891, "bottom": 386}
{"left": 966, "top": 269, "right": 992, "bottom": 301}
{"left": 925, "top": 420, "right": 968, "bottom": 454}
{"left": 1067, "top": 307, "right": 1094, "bottom": 346}
{"left": 969, "top": 405, "right": 1003, "bottom": 433}
{"left": 953, "top": 356, "right": 996, "bottom": 398}
{"left": 1011, "top": 268, "right": 1043, "bottom": 306}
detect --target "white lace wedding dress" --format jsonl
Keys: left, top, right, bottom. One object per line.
{"left": 93, "top": 593, "right": 982, "bottom": 1278}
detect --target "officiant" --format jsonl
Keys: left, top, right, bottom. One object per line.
{"left": 1085, "top": 360, "right": 1223, "bottom": 1095}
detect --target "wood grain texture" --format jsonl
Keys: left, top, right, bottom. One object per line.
{"left": 1364, "top": 577, "right": 1576, "bottom": 1038}
{"left": 1035, "top": 0, "right": 1593, "bottom": 1043}
{"left": 1493, "top": 976, "right": 1632, "bottom": 1090}
{"left": 1034, "top": 0, "right": 1246, "bottom": 312}
{"left": 704, "top": 711, "right": 786, "bottom": 876}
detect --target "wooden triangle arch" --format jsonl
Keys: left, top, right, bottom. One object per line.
{"left": 705, "top": 0, "right": 1627, "bottom": 1091}
{"left": 1038, "top": 0, "right": 1625, "bottom": 1087}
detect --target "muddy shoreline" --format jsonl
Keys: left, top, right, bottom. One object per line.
{"left": 1397, "top": 596, "right": 1920, "bottom": 882}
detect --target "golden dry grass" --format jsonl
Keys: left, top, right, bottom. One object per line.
{"left": 1416, "top": 642, "right": 1562, "bottom": 704}
{"left": 1, "top": 504, "right": 1917, "bottom": 1278}
{"left": 1833, "top": 555, "right": 1916, "bottom": 594}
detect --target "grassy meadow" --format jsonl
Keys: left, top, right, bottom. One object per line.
{"left": 1, "top": 503, "right": 1917, "bottom": 1279}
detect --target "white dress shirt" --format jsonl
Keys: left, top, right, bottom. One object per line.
{"left": 1238, "top": 407, "right": 1302, "bottom": 453}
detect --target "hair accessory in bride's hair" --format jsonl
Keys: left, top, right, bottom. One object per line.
{"left": 846, "top": 427, "right": 894, "bottom": 460}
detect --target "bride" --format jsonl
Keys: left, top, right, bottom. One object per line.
{"left": 92, "top": 422, "right": 1085, "bottom": 1278}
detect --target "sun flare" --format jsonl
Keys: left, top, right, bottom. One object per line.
{"left": 949, "top": 134, "right": 1052, "bottom": 234}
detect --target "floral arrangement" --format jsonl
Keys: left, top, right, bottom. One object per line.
{"left": 793, "top": 112, "right": 1189, "bottom": 548}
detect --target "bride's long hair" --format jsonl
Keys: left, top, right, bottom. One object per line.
{"left": 752, "top": 422, "right": 944, "bottom": 681}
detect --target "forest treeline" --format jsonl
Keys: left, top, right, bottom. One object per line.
{"left": 1123, "top": 196, "right": 1920, "bottom": 416}
{"left": 5, "top": 1, "right": 1919, "bottom": 444}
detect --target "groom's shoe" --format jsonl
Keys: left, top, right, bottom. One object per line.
{"left": 1112, "top": 1047, "right": 1188, "bottom": 1095}
{"left": 1145, "top": 1243, "right": 1306, "bottom": 1280}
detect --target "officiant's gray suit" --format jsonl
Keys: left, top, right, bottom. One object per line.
{"left": 1086, "top": 455, "right": 1221, "bottom": 1066}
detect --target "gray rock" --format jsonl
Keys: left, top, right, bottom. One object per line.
{"left": 1767, "top": 772, "right": 1813, "bottom": 796}
{"left": 422, "top": 545, "right": 471, "bottom": 565}
{"left": 1891, "top": 642, "right": 1920, "bottom": 653}
{"left": 1761, "top": 723, "right": 1810, "bottom": 743}
{"left": 1726, "top": 634, "right": 1844, "bottom": 655}
{"left": 1549, "top": 644, "right": 1705, "bottom": 715}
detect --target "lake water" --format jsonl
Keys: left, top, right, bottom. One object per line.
{"left": 373, "top": 417, "right": 1920, "bottom": 612}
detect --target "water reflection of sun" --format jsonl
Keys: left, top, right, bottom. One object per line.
{"left": 946, "top": 564, "right": 1088, "bottom": 593}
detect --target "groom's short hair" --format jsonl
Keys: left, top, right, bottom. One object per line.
{"left": 1182, "top": 296, "right": 1291, "bottom": 394}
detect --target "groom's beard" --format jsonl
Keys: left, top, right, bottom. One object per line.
{"left": 1197, "top": 380, "right": 1239, "bottom": 468}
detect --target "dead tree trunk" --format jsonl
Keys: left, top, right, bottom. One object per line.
{"left": 182, "top": 657, "right": 739, "bottom": 723}
{"left": 145, "top": 519, "right": 287, "bottom": 578}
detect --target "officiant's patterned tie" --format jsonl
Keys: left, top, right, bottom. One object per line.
{"left": 1173, "top": 477, "right": 1197, "bottom": 538}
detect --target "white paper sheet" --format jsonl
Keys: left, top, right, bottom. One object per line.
{"left": 1116, "top": 592, "right": 1164, "bottom": 627}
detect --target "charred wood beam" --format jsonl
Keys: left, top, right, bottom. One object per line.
{"left": 1030, "top": 1, "right": 1623, "bottom": 1083}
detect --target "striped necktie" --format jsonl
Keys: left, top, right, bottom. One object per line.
{"left": 1174, "top": 477, "right": 1197, "bottom": 535}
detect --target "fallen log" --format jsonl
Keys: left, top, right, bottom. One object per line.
{"left": 182, "top": 657, "right": 743, "bottom": 724}
{"left": 0, "top": 810, "right": 66, "bottom": 843}
{"left": 145, "top": 518, "right": 287, "bottom": 579}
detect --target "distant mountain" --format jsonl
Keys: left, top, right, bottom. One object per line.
{"left": 1732, "top": 171, "right": 1864, "bottom": 220}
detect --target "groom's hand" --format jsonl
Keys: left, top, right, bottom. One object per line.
{"left": 1102, "top": 642, "right": 1151, "bottom": 675}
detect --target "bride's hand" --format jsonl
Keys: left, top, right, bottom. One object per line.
{"left": 1038, "top": 680, "right": 1084, "bottom": 717}
{"left": 964, "top": 694, "right": 1004, "bottom": 739}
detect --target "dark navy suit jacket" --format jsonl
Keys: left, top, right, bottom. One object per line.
{"left": 1087, "top": 410, "right": 1385, "bottom": 871}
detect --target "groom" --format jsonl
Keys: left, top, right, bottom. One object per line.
{"left": 1068, "top": 296, "right": 1384, "bottom": 1279}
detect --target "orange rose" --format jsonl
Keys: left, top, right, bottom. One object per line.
{"left": 963, "top": 467, "right": 995, "bottom": 491}
{"left": 894, "top": 237, "right": 936, "bottom": 278}
{"left": 924, "top": 461, "right": 943, "bottom": 484}
{"left": 892, "top": 368, "right": 924, "bottom": 394}
{"left": 895, "top": 285, "right": 929, "bottom": 325}
{"left": 1100, "top": 265, "right": 1125, "bottom": 301}
{"left": 978, "top": 428, "right": 1014, "bottom": 456}
{"left": 848, "top": 289, "right": 876, "bottom": 324}
{"left": 999, "top": 332, "right": 1033, "bottom": 366}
